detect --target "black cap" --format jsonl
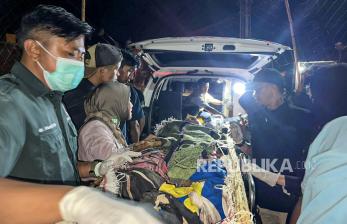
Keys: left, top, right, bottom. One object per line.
{"left": 85, "top": 43, "right": 123, "bottom": 68}
{"left": 253, "top": 68, "right": 285, "bottom": 90}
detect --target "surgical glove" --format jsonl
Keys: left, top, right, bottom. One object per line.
{"left": 59, "top": 186, "right": 163, "bottom": 224}
{"left": 96, "top": 151, "right": 141, "bottom": 176}
{"left": 242, "top": 160, "right": 280, "bottom": 187}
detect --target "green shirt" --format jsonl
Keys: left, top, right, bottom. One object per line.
{"left": 0, "top": 62, "right": 79, "bottom": 185}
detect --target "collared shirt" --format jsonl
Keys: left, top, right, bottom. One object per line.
{"left": 63, "top": 78, "right": 96, "bottom": 130}
{"left": 0, "top": 62, "right": 79, "bottom": 185}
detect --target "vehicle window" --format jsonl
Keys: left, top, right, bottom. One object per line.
{"left": 150, "top": 76, "right": 246, "bottom": 129}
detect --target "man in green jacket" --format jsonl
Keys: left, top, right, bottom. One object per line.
{"left": 0, "top": 5, "right": 161, "bottom": 224}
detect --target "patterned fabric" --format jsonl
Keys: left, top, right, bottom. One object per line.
{"left": 190, "top": 160, "right": 227, "bottom": 219}
{"left": 124, "top": 150, "right": 169, "bottom": 180}
{"left": 119, "top": 168, "right": 166, "bottom": 201}
{"left": 159, "top": 182, "right": 204, "bottom": 214}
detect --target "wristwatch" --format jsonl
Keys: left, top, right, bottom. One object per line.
{"left": 89, "top": 160, "right": 102, "bottom": 177}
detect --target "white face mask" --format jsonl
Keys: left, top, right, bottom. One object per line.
{"left": 35, "top": 41, "right": 85, "bottom": 92}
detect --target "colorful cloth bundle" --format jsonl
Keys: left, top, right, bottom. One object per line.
{"left": 160, "top": 160, "right": 228, "bottom": 221}
{"left": 155, "top": 119, "right": 219, "bottom": 180}
{"left": 103, "top": 118, "right": 252, "bottom": 223}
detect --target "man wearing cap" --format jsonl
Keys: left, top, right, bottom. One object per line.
{"left": 239, "top": 68, "right": 314, "bottom": 224}
{"left": 63, "top": 43, "right": 123, "bottom": 129}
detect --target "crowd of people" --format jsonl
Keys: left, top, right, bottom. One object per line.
{"left": 0, "top": 4, "right": 346, "bottom": 224}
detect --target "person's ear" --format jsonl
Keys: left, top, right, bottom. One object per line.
{"left": 23, "top": 39, "right": 40, "bottom": 61}
{"left": 120, "top": 65, "right": 126, "bottom": 73}
{"left": 99, "top": 67, "right": 106, "bottom": 74}
{"left": 99, "top": 67, "right": 110, "bottom": 76}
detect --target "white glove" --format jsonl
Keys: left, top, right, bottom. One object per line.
{"left": 96, "top": 151, "right": 141, "bottom": 176}
{"left": 241, "top": 160, "right": 280, "bottom": 187}
{"left": 59, "top": 186, "right": 163, "bottom": 224}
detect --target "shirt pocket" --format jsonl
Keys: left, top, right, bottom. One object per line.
{"left": 38, "top": 127, "right": 65, "bottom": 177}
{"left": 38, "top": 126, "right": 64, "bottom": 153}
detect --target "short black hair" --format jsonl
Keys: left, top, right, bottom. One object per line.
{"left": 197, "top": 78, "right": 210, "bottom": 86}
{"left": 17, "top": 5, "right": 93, "bottom": 48}
{"left": 253, "top": 68, "right": 285, "bottom": 92}
{"left": 308, "top": 63, "right": 347, "bottom": 127}
{"left": 120, "top": 49, "right": 140, "bottom": 68}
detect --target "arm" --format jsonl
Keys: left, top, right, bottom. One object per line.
{"left": 128, "top": 88, "right": 145, "bottom": 143}
{"left": 78, "top": 120, "right": 143, "bottom": 178}
{"left": 78, "top": 121, "right": 126, "bottom": 161}
{"left": 206, "top": 93, "right": 222, "bottom": 105}
{"left": 0, "top": 93, "right": 158, "bottom": 223}
{"left": 0, "top": 94, "right": 70, "bottom": 223}
{"left": 77, "top": 161, "right": 93, "bottom": 178}
{"left": 139, "top": 116, "right": 146, "bottom": 133}
{"left": 244, "top": 161, "right": 303, "bottom": 195}
{"left": 203, "top": 103, "right": 224, "bottom": 116}
{"left": 208, "top": 98, "right": 222, "bottom": 106}
{"left": 0, "top": 178, "right": 162, "bottom": 224}
{"left": 0, "top": 178, "right": 71, "bottom": 224}
{"left": 277, "top": 174, "right": 286, "bottom": 186}
{"left": 129, "top": 120, "right": 141, "bottom": 143}
{"left": 77, "top": 151, "right": 140, "bottom": 179}
{"left": 289, "top": 197, "right": 302, "bottom": 224}
{"left": 0, "top": 95, "right": 26, "bottom": 177}
{"left": 191, "top": 95, "right": 223, "bottom": 116}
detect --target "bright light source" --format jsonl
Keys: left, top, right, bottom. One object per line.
{"left": 297, "top": 61, "right": 336, "bottom": 74}
{"left": 298, "top": 62, "right": 306, "bottom": 73}
{"left": 233, "top": 82, "right": 246, "bottom": 95}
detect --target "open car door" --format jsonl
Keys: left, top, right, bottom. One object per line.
{"left": 130, "top": 36, "right": 291, "bottom": 81}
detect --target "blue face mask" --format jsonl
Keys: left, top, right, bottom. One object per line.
{"left": 35, "top": 41, "right": 85, "bottom": 92}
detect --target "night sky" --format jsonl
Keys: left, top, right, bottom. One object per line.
{"left": 1, "top": 0, "right": 347, "bottom": 61}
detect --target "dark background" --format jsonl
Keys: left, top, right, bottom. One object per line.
{"left": 1, "top": 0, "right": 347, "bottom": 61}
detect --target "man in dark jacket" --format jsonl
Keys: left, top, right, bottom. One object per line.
{"left": 63, "top": 43, "right": 123, "bottom": 129}
{"left": 239, "top": 68, "right": 314, "bottom": 223}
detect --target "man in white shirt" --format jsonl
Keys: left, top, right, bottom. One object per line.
{"left": 189, "top": 78, "right": 224, "bottom": 116}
